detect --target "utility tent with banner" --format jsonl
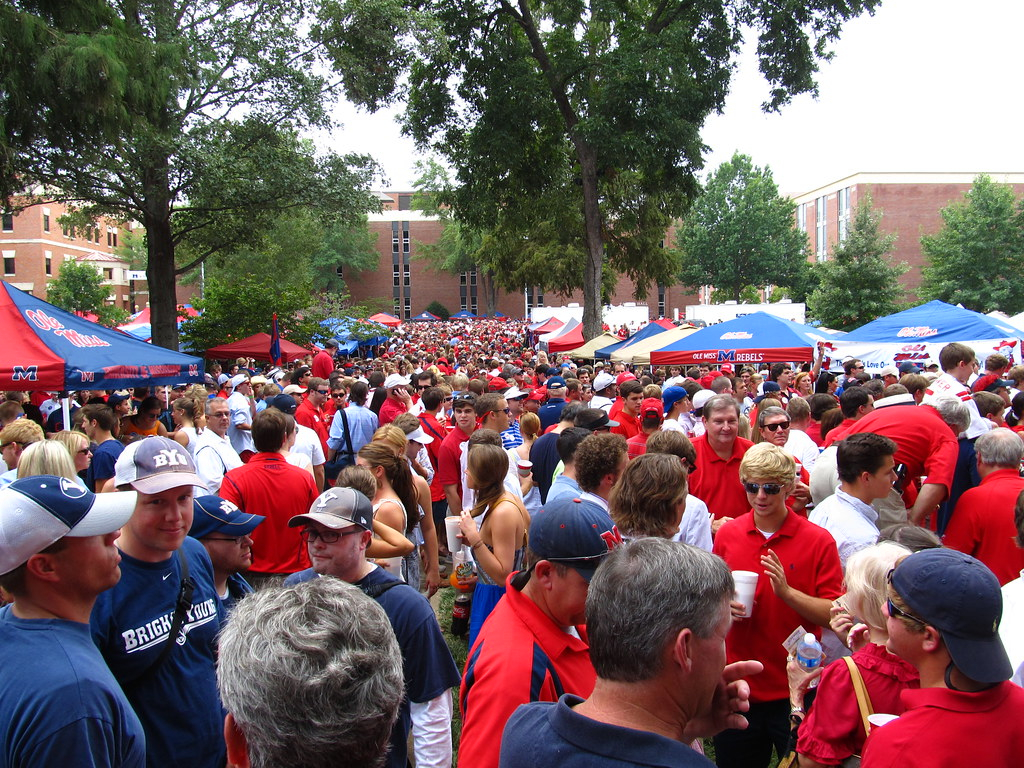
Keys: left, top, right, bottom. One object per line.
{"left": 650, "top": 312, "right": 840, "bottom": 367}
{"left": 823, "top": 301, "right": 1024, "bottom": 372}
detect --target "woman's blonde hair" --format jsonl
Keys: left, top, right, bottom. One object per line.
{"left": 519, "top": 412, "right": 541, "bottom": 442}
{"left": 17, "top": 440, "right": 78, "bottom": 481}
{"left": 845, "top": 542, "right": 911, "bottom": 632}
{"left": 52, "top": 429, "right": 89, "bottom": 458}
{"left": 372, "top": 424, "right": 408, "bottom": 456}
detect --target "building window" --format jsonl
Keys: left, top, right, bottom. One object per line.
{"left": 398, "top": 194, "right": 412, "bottom": 211}
{"left": 403, "top": 264, "right": 410, "bottom": 287}
{"left": 103, "top": 268, "right": 114, "bottom": 280}
{"left": 335, "top": 265, "right": 344, "bottom": 279}
{"left": 394, "top": 300, "right": 401, "bottom": 316}
{"left": 402, "top": 222, "right": 410, "bottom": 254}
{"left": 403, "top": 297, "right": 411, "bottom": 319}
{"left": 42, "top": 208, "right": 50, "bottom": 232}
{"left": 3, "top": 251, "right": 14, "bottom": 275}
{"left": 106, "top": 227, "right": 118, "bottom": 248}
{"left": 797, "top": 202, "right": 808, "bottom": 233}
{"left": 837, "top": 187, "right": 851, "bottom": 243}
{"left": 45, "top": 251, "right": 52, "bottom": 276}
{"left": 658, "top": 284, "right": 666, "bottom": 318}
{"left": 1, "top": 212, "right": 12, "bottom": 232}
{"left": 815, "top": 196, "right": 827, "bottom": 262}
{"left": 393, "top": 266, "right": 400, "bottom": 287}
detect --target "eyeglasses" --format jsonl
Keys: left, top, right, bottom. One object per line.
{"left": 203, "top": 536, "right": 249, "bottom": 545}
{"left": 299, "top": 527, "right": 363, "bottom": 544}
{"left": 742, "top": 482, "right": 784, "bottom": 495}
{"left": 853, "top": 365, "right": 865, "bottom": 370}
{"left": 78, "top": 447, "right": 92, "bottom": 455}
{"left": 763, "top": 421, "right": 790, "bottom": 432}
{"left": 0, "top": 441, "right": 25, "bottom": 451}
{"left": 443, "top": 397, "right": 454, "bottom": 402}
{"left": 315, "top": 389, "right": 330, "bottom": 395}
{"left": 331, "top": 392, "right": 345, "bottom": 398}
{"left": 887, "top": 597, "right": 926, "bottom": 626}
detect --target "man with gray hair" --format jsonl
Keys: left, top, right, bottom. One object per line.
{"left": 193, "top": 397, "right": 243, "bottom": 494}
{"left": 943, "top": 427, "right": 1024, "bottom": 585}
{"left": 218, "top": 579, "right": 404, "bottom": 768}
{"left": 498, "top": 538, "right": 762, "bottom": 767}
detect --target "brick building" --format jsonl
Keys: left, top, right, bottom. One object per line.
{"left": 0, "top": 198, "right": 138, "bottom": 309}
{"left": 792, "top": 172, "right": 1024, "bottom": 296}
{"left": 353, "top": 191, "right": 697, "bottom": 321}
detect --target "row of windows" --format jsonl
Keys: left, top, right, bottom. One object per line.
{"left": 3, "top": 211, "right": 121, "bottom": 247}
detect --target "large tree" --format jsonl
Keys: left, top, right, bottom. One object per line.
{"left": 337, "top": 0, "right": 879, "bottom": 337}
{"left": 4, "top": 0, "right": 382, "bottom": 349}
{"left": 676, "top": 153, "right": 809, "bottom": 302}
{"left": 920, "top": 174, "right": 1024, "bottom": 314}
{"left": 807, "top": 194, "right": 906, "bottom": 330}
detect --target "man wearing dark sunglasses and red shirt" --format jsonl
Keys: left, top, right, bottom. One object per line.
{"left": 712, "top": 443, "right": 843, "bottom": 768}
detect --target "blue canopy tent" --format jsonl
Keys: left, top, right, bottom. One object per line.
{"left": 595, "top": 319, "right": 675, "bottom": 360}
{"left": 825, "top": 300, "right": 1024, "bottom": 372}
{"left": 650, "top": 312, "right": 840, "bottom": 366}
{"left": 411, "top": 311, "right": 441, "bottom": 321}
{"left": 0, "top": 282, "right": 203, "bottom": 390}
{"left": 450, "top": 310, "right": 477, "bottom": 319}
{"left": 320, "top": 317, "right": 389, "bottom": 355}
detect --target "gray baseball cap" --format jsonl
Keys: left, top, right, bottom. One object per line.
{"left": 289, "top": 487, "right": 373, "bottom": 532}
{"left": 114, "top": 436, "right": 204, "bottom": 493}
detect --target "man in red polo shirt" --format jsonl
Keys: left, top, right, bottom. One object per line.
{"left": 295, "top": 377, "right": 330, "bottom": 456}
{"left": 712, "top": 443, "right": 843, "bottom": 768}
{"left": 689, "top": 394, "right": 753, "bottom": 532}
{"left": 943, "top": 428, "right": 1024, "bottom": 585}
{"left": 220, "top": 408, "right": 319, "bottom": 587}
{"left": 378, "top": 373, "right": 413, "bottom": 426}
{"left": 609, "top": 379, "right": 643, "bottom": 440}
{"left": 862, "top": 549, "right": 1024, "bottom": 767}
{"left": 437, "top": 392, "right": 477, "bottom": 515}
{"left": 457, "top": 496, "right": 619, "bottom": 768}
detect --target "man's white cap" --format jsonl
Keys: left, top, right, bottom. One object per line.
{"left": 692, "top": 390, "right": 716, "bottom": 410}
{"left": 880, "top": 365, "right": 900, "bottom": 378}
{"left": 404, "top": 425, "right": 434, "bottom": 445}
{"left": 0, "top": 476, "right": 137, "bottom": 575}
{"left": 228, "top": 374, "right": 248, "bottom": 388}
{"left": 593, "top": 372, "right": 616, "bottom": 391}
{"left": 283, "top": 384, "right": 307, "bottom": 395}
{"left": 384, "top": 373, "right": 411, "bottom": 389}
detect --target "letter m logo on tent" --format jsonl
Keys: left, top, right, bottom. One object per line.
{"left": 12, "top": 365, "right": 38, "bottom": 381}
{"left": 717, "top": 350, "right": 737, "bottom": 362}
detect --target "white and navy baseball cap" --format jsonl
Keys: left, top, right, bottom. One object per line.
{"left": 115, "top": 436, "right": 204, "bottom": 493}
{"left": 189, "top": 495, "right": 264, "bottom": 540}
{"left": 0, "top": 476, "right": 137, "bottom": 575}
{"left": 289, "top": 487, "right": 373, "bottom": 532}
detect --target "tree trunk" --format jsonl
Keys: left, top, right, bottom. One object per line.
{"left": 577, "top": 144, "right": 604, "bottom": 339}
{"left": 146, "top": 212, "right": 179, "bottom": 350}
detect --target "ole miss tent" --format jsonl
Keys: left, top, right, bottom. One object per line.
{"left": 0, "top": 282, "right": 203, "bottom": 390}
{"left": 411, "top": 311, "right": 441, "bottom": 322}
{"left": 650, "top": 312, "right": 838, "bottom": 367}
{"left": 595, "top": 318, "right": 676, "bottom": 360}
{"left": 450, "top": 310, "right": 477, "bottom": 319}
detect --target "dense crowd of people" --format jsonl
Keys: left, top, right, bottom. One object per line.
{"left": 2, "top": 319, "right": 1024, "bottom": 768}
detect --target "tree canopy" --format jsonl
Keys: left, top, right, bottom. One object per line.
{"left": 3, "top": 0, "right": 383, "bottom": 349}
{"left": 806, "top": 194, "right": 906, "bottom": 330}
{"left": 46, "top": 260, "right": 129, "bottom": 327}
{"left": 334, "top": 0, "right": 879, "bottom": 337}
{"left": 920, "top": 174, "right": 1024, "bottom": 314}
{"left": 676, "top": 153, "right": 809, "bottom": 302}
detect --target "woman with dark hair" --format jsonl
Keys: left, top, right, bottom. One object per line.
{"left": 458, "top": 442, "right": 530, "bottom": 646}
{"left": 120, "top": 395, "right": 170, "bottom": 443}
{"left": 1006, "top": 391, "right": 1024, "bottom": 434}
{"left": 357, "top": 441, "right": 419, "bottom": 581}
{"left": 814, "top": 370, "right": 838, "bottom": 396}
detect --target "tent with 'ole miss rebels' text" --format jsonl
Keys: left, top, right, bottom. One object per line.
{"left": 0, "top": 282, "right": 203, "bottom": 390}
{"left": 650, "top": 312, "right": 839, "bottom": 367}
{"left": 821, "top": 300, "right": 1024, "bottom": 372}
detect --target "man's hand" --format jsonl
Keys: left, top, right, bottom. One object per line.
{"left": 682, "top": 660, "right": 764, "bottom": 740}
{"left": 760, "top": 549, "right": 791, "bottom": 601}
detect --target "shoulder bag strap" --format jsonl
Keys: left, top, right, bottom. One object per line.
{"left": 843, "top": 655, "right": 874, "bottom": 740}
{"left": 126, "top": 549, "right": 195, "bottom": 689}
{"left": 340, "top": 408, "right": 355, "bottom": 461}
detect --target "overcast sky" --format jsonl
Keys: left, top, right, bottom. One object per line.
{"left": 315, "top": 0, "right": 1023, "bottom": 197}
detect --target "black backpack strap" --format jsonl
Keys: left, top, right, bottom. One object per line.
{"left": 126, "top": 549, "right": 195, "bottom": 689}
{"left": 359, "top": 579, "right": 405, "bottom": 600}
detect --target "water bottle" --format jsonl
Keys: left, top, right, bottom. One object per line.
{"left": 796, "top": 632, "right": 823, "bottom": 670}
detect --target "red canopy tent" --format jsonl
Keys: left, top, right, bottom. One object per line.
{"left": 531, "top": 316, "right": 564, "bottom": 334}
{"left": 205, "top": 333, "right": 309, "bottom": 362}
{"left": 546, "top": 320, "right": 585, "bottom": 353}
{"left": 367, "top": 312, "right": 401, "bottom": 328}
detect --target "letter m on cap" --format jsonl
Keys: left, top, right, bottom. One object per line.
{"left": 12, "top": 365, "right": 38, "bottom": 382}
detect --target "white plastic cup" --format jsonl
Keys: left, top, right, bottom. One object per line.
{"left": 732, "top": 570, "right": 759, "bottom": 618}
{"left": 868, "top": 713, "right": 899, "bottom": 728}
{"left": 444, "top": 516, "right": 463, "bottom": 555}
{"left": 517, "top": 459, "right": 533, "bottom": 477}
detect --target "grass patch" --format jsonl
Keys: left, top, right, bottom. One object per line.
{"left": 435, "top": 585, "right": 470, "bottom": 760}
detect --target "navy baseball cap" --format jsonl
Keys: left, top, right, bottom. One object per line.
{"left": 546, "top": 376, "right": 567, "bottom": 390}
{"left": 898, "top": 361, "right": 922, "bottom": 374}
{"left": 189, "top": 495, "right": 265, "bottom": 540}
{"left": 891, "top": 548, "right": 1012, "bottom": 684}
{"left": 0, "top": 476, "right": 136, "bottom": 575}
{"left": 529, "top": 496, "right": 621, "bottom": 581}
{"left": 269, "top": 393, "right": 298, "bottom": 415}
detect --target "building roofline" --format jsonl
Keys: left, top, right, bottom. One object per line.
{"left": 791, "top": 171, "right": 1024, "bottom": 203}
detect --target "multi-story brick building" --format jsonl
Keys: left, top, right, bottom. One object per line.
{"left": 0, "top": 198, "right": 139, "bottom": 309}
{"left": 792, "top": 172, "right": 1024, "bottom": 296}
{"left": 353, "top": 191, "right": 697, "bottom": 320}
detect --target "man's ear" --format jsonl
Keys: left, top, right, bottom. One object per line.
{"left": 24, "top": 552, "right": 60, "bottom": 584}
{"left": 224, "top": 713, "right": 251, "bottom": 768}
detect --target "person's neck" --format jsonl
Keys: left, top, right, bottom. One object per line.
{"left": 573, "top": 678, "right": 687, "bottom": 742}
{"left": 562, "top": 465, "right": 577, "bottom": 481}
{"left": 839, "top": 480, "right": 875, "bottom": 506}
{"left": 12, "top": 592, "right": 95, "bottom": 624}
{"left": 118, "top": 532, "right": 176, "bottom": 564}
{"left": 709, "top": 437, "right": 735, "bottom": 459}
{"left": 754, "top": 508, "right": 787, "bottom": 534}
{"left": 94, "top": 429, "right": 114, "bottom": 443}
{"left": 522, "top": 578, "right": 571, "bottom": 630}
{"left": 213, "top": 570, "right": 230, "bottom": 597}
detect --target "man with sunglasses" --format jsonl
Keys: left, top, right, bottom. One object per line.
{"left": 862, "top": 549, "right": 1024, "bottom": 767}
{"left": 285, "top": 487, "right": 460, "bottom": 768}
{"left": 458, "top": 496, "right": 619, "bottom": 768}
{"left": 295, "top": 376, "right": 331, "bottom": 456}
{"left": 713, "top": 443, "right": 843, "bottom": 768}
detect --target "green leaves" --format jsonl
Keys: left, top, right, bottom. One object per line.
{"left": 46, "top": 260, "right": 129, "bottom": 327}
{"left": 921, "top": 174, "right": 1024, "bottom": 315}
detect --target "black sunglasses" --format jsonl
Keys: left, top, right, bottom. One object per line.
{"left": 742, "top": 482, "right": 784, "bottom": 495}
{"left": 763, "top": 421, "right": 790, "bottom": 432}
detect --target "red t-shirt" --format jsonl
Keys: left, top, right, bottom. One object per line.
{"left": 797, "top": 643, "right": 919, "bottom": 764}
{"left": 626, "top": 431, "right": 650, "bottom": 460}
{"left": 419, "top": 412, "right": 448, "bottom": 502}
{"left": 713, "top": 509, "right": 843, "bottom": 702}
{"left": 689, "top": 434, "right": 753, "bottom": 521}
{"left": 458, "top": 574, "right": 595, "bottom": 768}
{"left": 311, "top": 349, "right": 335, "bottom": 379}
{"left": 220, "top": 453, "right": 318, "bottom": 574}
{"left": 295, "top": 398, "right": 329, "bottom": 455}
{"left": 436, "top": 427, "right": 472, "bottom": 499}
{"left": 861, "top": 682, "right": 1024, "bottom": 768}
{"left": 378, "top": 396, "right": 408, "bottom": 426}
{"left": 611, "top": 411, "right": 641, "bottom": 440}
{"left": 944, "top": 468, "right": 1024, "bottom": 585}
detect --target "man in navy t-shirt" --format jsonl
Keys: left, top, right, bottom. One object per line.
{"left": 0, "top": 476, "right": 145, "bottom": 767}
{"left": 92, "top": 437, "right": 225, "bottom": 768}
{"left": 285, "top": 487, "right": 461, "bottom": 768}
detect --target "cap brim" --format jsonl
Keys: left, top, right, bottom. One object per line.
{"left": 199, "top": 513, "right": 265, "bottom": 538}
{"left": 66, "top": 490, "right": 138, "bottom": 537}
{"left": 288, "top": 512, "right": 369, "bottom": 531}
{"left": 128, "top": 471, "right": 205, "bottom": 495}
{"left": 943, "top": 632, "right": 1014, "bottom": 684}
